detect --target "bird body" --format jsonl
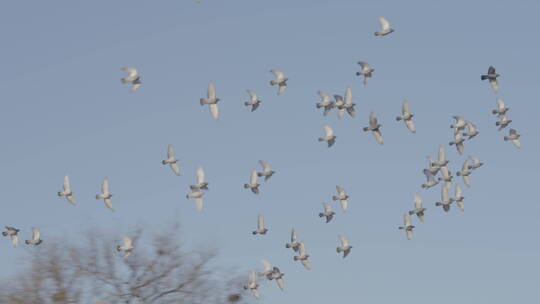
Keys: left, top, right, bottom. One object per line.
{"left": 356, "top": 62, "right": 374, "bottom": 85}
{"left": 374, "top": 16, "right": 394, "bottom": 36}
{"left": 408, "top": 193, "right": 426, "bottom": 222}
{"left": 504, "top": 128, "right": 521, "bottom": 148}
{"left": 270, "top": 70, "right": 288, "bottom": 95}
{"left": 363, "top": 112, "right": 383, "bottom": 145}
{"left": 398, "top": 214, "right": 415, "bottom": 240}
{"left": 332, "top": 185, "right": 349, "bottom": 212}
{"left": 316, "top": 91, "right": 335, "bottom": 116}
{"left": 293, "top": 242, "right": 311, "bottom": 270}
{"left": 116, "top": 236, "right": 134, "bottom": 258}
{"left": 190, "top": 167, "right": 209, "bottom": 191}
{"left": 435, "top": 185, "right": 454, "bottom": 212}
{"left": 396, "top": 99, "right": 416, "bottom": 133}
{"left": 481, "top": 66, "right": 500, "bottom": 93}
{"left": 285, "top": 229, "right": 300, "bottom": 252}
{"left": 121, "top": 67, "right": 141, "bottom": 92}
{"left": 257, "top": 160, "right": 275, "bottom": 181}
{"left": 2, "top": 226, "right": 19, "bottom": 247}
{"left": 200, "top": 82, "right": 220, "bottom": 120}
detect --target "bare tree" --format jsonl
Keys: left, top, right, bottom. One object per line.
{"left": 0, "top": 222, "right": 252, "bottom": 304}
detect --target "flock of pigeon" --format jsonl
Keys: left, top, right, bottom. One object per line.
{"left": 1, "top": 15, "right": 523, "bottom": 301}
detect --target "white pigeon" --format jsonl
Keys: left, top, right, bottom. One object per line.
{"left": 121, "top": 67, "right": 141, "bottom": 92}
{"left": 252, "top": 215, "right": 268, "bottom": 235}
{"left": 396, "top": 99, "right": 416, "bottom": 133}
{"left": 398, "top": 214, "right": 415, "bottom": 240}
{"left": 492, "top": 98, "right": 509, "bottom": 116}
{"left": 244, "top": 169, "right": 260, "bottom": 194}
{"left": 258, "top": 259, "right": 273, "bottom": 277}
{"left": 454, "top": 184, "right": 465, "bottom": 212}
{"left": 117, "top": 236, "right": 134, "bottom": 258}
{"left": 257, "top": 160, "right": 275, "bottom": 181}
{"left": 336, "top": 235, "right": 353, "bottom": 258}
{"left": 245, "top": 90, "right": 261, "bottom": 112}
{"left": 450, "top": 116, "right": 467, "bottom": 134}
{"left": 285, "top": 229, "right": 300, "bottom": 252}
{"left": 363, "top": 112, "right": 383, "bottom": 145}
{"left": 456, "top": 160, "right": 472, "bottom": 187}
{"left": 293, "top": 242, "right": 311, "bottom": 270}
{"left": 25, "top": 227, "right": 42, "bottom": 246}
{"left": 481, "top": 66, "right": 500, "bottom": 93}
{"left": 374, "top": 16, "right": 394, "bottom": 36}
{"left": 504, "top": 128, "right": 521, "bottom": 148}
{"left": 408, "top": 193, "right": 426, "bottom": 222}
{"left": 2, "top": 226, "right": 19, "bottom": 247}
{"left": 342, "top": 87, "right": 356, "bottom": 117}
{"left": 421, "top": 168, "right": 439, "bottom": 189}
{"left": 438, "top": 165, "right": 453, "bottom": 187}
{"left": 162, "top": 144, "right": 180, "bottom": 176}
{"left": 318, "top": 125, "right": 337, "bottom": 147}
{"left": 495, "top": 113, "right": 512, "bottom": 131}
{"left": 95, "top": 177, "right": 114, "bottom": 211}
{"left": 435, "top": 184, "right": 454, "bottom": 212}
{"left": 424, "top": 156, "right": 440, "bottom": 176}
{"left": 356, "top": 61, "right": 374, "bottom": 85}
{"left": 269, "top": 267, "right": 285, "bottom": 291}
{"left": 332, "top": 185, "right": 349, "bottom": 212}
{"left": 243, "top": 270, "right": 261, "bottom": 299}
{"left": 449, "top": 132, "right": 465, "bottom": 155}
{"left": 186, "top": 190, "right": 205, "bottom": 212}
{"left": 319, "top": 202, "right": 335, "bottom": 223}
{"left": 270, "top": 70, "right": 288, "bottom": 95}
{"left": 58, "top": 175, "right": 76, "bottom": 205}
{"left": 190, "top": 167, "right": 209, "bottom": 191}
{"left": 463, "top": 121, "right": 480, "bottom": 139}
{"left": 200, "top": 82, "right": 220, "bottom": 120}
{"left": 467, "top": 155, "right": 484, "bottom": 170}
{"left": 316, "top": 91, "right": 335, "bottom": 116}
{"left": 334, "top": 94, "right": 346, "bottom": 119}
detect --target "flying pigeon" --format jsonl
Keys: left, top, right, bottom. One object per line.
{"left": 252, "top": 215, "right": 268, "bottom": 235}
{"left": 293, "top": 242, "right": 311, "bottom": 270}
{"left": 200, "top": 82, "right": 220, "bottom": 120}
{"left": 374, "top": 16, "right": 394, "bottom": 36}
{"left": 2, "top": 226, "right": 19, "bottom": 247}
{"left": 342, "top": 87, "right": 356, "bottom": 117}
{"left": 258, "top": 260, "right": 273, "bottom": 277}
{"left": 363, "top": 112, "right": 383, "bottom": 145}
{"left": 58, "top": 175, "right": 76, "bottom": 205}
{"left": 336, "top": 235, "right": 353, "bottom": 258}
{"left": 243, "top": 270, "right": 261, "bottom": 299}
{"left": 285, "top": 229, "right": 300, "bottom": 252}
{"left": 319, "top": 202, "right": 335, "bottom": 223}
{"left": 162, "top": 144, "right": 180, "bottom": 176}
{"left": 95, "top": 177, "right": 114, "bottom": 211}
{"left": 117, "top": 236, "right": 134, "bottom": 258}
{"left": 435, "top": 145, "right": 449, "bottom": 167}
{"left": 356, "top": 61, "right": 375, "bottom": 85}
{"left": 25, "top": 227, "right": 42, "bottom": 246}
{"left": 121, "top": 67, "right": 141, "bottom": 92}
{"left": 270, "top": 70, "right": 288, "bottom": 95}
{"left": 334, "top": 94, "right": 346, "bottom": 119}
{"left": 450, "top": 116, "right": 467, "bottom": 134}
{"left": 449, "top": 132, "right": 465, "bottom": 155}
{"left": 408, "top": 193, "right": 426, "bottom": 222}
{"left": 456, "top": 160, "right": 472, "bottom": 187}
{"left": 435, "top": 184, "right": 454, "bottom": 212}
{"left": 454, "top": 184, "right": 465, "bottom": 212}
{"left": 318, "top": 125, "right": 337, "bottom": 147}
{"left": 481, "top": 66, "right": 500, "bottom": 93}
{"left": 269, "top": 267, "right": 285, "bottom": 291}
{"left": 421, "top": 168, "right": 439, "bottom": 189}
{"left": 316, "top": 91, "right": 335, "bottom": 116}
{"left": 463, "top": 121, "right": 480, "bottom": 139}
{"left": 244, "top": 169, "right": 260, "bottom": 194}
{"left": 190, "top": 167, "right": 209, "bottom": 191}
{"left": 257, "top": 160, "right": 275, "bottom": 181}
{"left": 396, "top": 99, "right": 416, "bottom": 133}
{"left": 496, "top": 113, "right": 512, "bottom": 131}
{"left": 492, "top": 98, "right": 509, "bottom": 116}
{"left": 244, "top": 90, "right": 261, "bottom": 112}
{"left": 398, "top": 214, "right": 415, "bottom": 240}
{"left": 504, "top": 128, "right": 521, "bottom": 148}
{"left": 467, "top": 155, "right": 484, "bottom": 170}
{"left": 186, "top": 190, "right": 205, "bottom": 212}
{"left": 332, "top": 186, "right": 349, "bottom": 212}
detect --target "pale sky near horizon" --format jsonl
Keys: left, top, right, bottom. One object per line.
{"left": 0, "top": 0, "right": 539, "bottom": 303}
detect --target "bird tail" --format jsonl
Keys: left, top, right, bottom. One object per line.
{"left": 200, "top": 98, "right": 205, "bottom": 105}
{"left": 408, "top": 210, "right": 415, "bottom": 215}
{"left": 244, "top": 102, "right": 250, "bottom": 107}
{"left": 503, "top": 136, "right": 510, "bottom": 141}
{"left": 396, "top": 116, "right": 402, "bottom": 121}
{"left": 481, "top": 75, "right": 488, "bottom": 81}
{"left": 491, "top": 109, "right": 498, "bottom": 115}
{"left": 161, "top": 160, "right": 167, "bottom": 165}
{"left": 362, "top": 127, "right": 369, "bottom": 132}
{"left": 252, "top": 231, "right": 257, "bottom": 235}
{"left": 116, "top": 245, "right": 122, "bottom": 251}
{"left": 58, "top": 191, "right": 64, "bottom": 197}
{"left": 95, "top": 194, "right": 101, "bottom": 200}
{"left": 449, "top": 141, "right": 454, "bottom": 145}
{"left": 421, "top": 184, "right": 427, "bottom": 189}
{"left": 319, "top": 213, "right": 324, "bottom": 218}
{"left": 374, "top": 32, "right": 380, "bottom": 36}
{"left": 336, "top": 247, "right": 342, "bottom": 253}
{"left": 495, "top": 121, "right": 501, "bottom": 126}
{"left": 318, "top": 137, "right": 324, "bottom": 142}
{"left": 1, "top": 232, "right": 6, "bottom": 236}
{"left": 293, "top": 256, "right": 299, "bottom": 261}
{"left": 332, "top": 195, "right": 338, "bottom": 201}
{"left": 316, "top": 103, "right": 322, "bottom": 108}
{"left": 121, "top": 78, "right": 129, "bottom": 83}
{"left": 257, "top": 172, "right": 263, "bottom": 177}
{"left": 435, "top": 202, "right": 442, "bottom": 206}
{"left": 285, "top": 243, "right": 291, "bottom": 248}
{"left": 244, "top": 184, "right": 250, "bottom": 189}
{"left": 270, "top": 80, "right": 276, "bottom": 86}
{"left": 456, "top": 172, "right": 462, "bottom": 176}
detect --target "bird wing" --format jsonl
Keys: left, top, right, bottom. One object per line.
{"left": 414, "top": 193, "right": 422, "bottom": 209}
{"left": 291, "top": 229, "right": 297, "bottom": 242}
{"left": 463, "top": 175, "right": 471, "bottom": 187}
{"left": 318, "top": 90, "right": 330, "bottom": 103}
{"left": 358, "top": 61, "right": 370, "bottom": 72}
{"left": 438, "top": 145, "right": 446, "bottom": 163}
{"left": 466, "top": 121, "right": 477, "bottom": 132}
{"left": 490, "top": 79, "right": 499, "bottom": 93}
{"left": 404, "top": 214, "right": 411, "bottom": 226}
{"left": 195, "top": 197, "right": 204, "bottom": 211}
{"left": 258, "top": 215, "right": 265, "bottom": 230}
{"left": 102, "top": 177, "right": 109, "bottom": 195}
{"left": 250, "top": 169, "right": 258, "bottom": 185}
{"left": 339, "top": 235, "right": 349, "bottom": 247}
{"left": 323, "top": 125, "right": 333, "bottom": 137}
{"left": 63, "top": 175, "right": 71, "bottom": 192}
{"left": 509, "top": 128, "right": 517, "bottom": 136}
{"left": 378, "top": 16, "right": 391, "bottom": 30}
{"left": 344, "top": 87, "right": 352, "bottom": 105}
{"left": 260, "top": 259, "right": 272, "bottom": 273}
{"left": 251, "top": 288, "right": 261, "bottom": 299}
{"left": 455, "top": 184, "right": 462, "bottom": 198}
{"left": 488, "top": 66, "right": 496, "bottom": 74}
{"left": 207, "top": 82, "right": 216, "bottom": 99}
{"left": 246, "top": 89, "right": 257, "bottom": 101}
{"left": 336, "top": 185, "right": 345, "bottom": 196}
{"left": 259, "top": 160, "right": 270, "bottom": 172}
{"left": 423, "top": 168, "right": 434, "bottom": 182}
{"left": 123, "top": 236, "right": 132, "bottom": 248}
{"left": 11, "top": 235, "right": 18, "bottom": 247}
{"left": 104, "top": 198, "right": 114, "bottom": 211}
{"left": 323, "top": 202, "right": 332, "bottom": 213}
{"left": 440, "top": 166, "right": 450, "bottom": 179}
{"left": 340, "top": 199, "right": 348, "bottom": 212}
{"left": 276, "top": 277, "right": 285, "bottom": 290}
{"left": 406, "top": 230, "right": 413, "bottom": 240}
{"left": 170, "top": 162, "right": 180, "bottom": 176}
{"left": 301, "top": 259, "right": 311, "bottom": 270}
{"left": 402, "top": 99, "right": 410, "bottom": 115}
{"left": 249, "top": 269, "right": 258, "bottom": 282}
{"left": 277, "top": 84, "right": 287, "bottom": 95}
{"left": 496, "top": 98, "right": 505, "bottom": 110}
{"left": 167, "top": 144, "right": 175, "bottom": 159}
{"left": 122, "top": 67, "right": 138, "bottom": 77}
{"left": 32, "top": 227, "right": 40, "bottom": 241}
{"left": 442, "top": 186, "right": 449, "bottom": 202}
{"left": 369, "top": 112, "right": 378, "bottom": 128}
{"left": 405, "top": 119, "right": 416, "bottom": 133}
{"left": 512, "top": 138, "right": 521, "bottom": 148}
{"left": 468, "top": 155, "right": 479, "bottom": 165}
{"left": 299, "top": 242, "right": 306, "bottom": 256}
{"left": 271, "top": 69, "right": 284, "bottom": 81}
{"left": 372, "top": 130, "right": 384, "bottom": 145}
{"left": 196, "top": 167, "right": 205, "bottom": 184}
{"left": 209, "top": 104, "right": 219, "bottom": 120}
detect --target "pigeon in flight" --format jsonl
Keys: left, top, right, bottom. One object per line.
{"left": 467, "top": 155, "right": 484, "bottom": 170}
{"left": 454, "top": 184, "right": 465, "bottom": 212}
{"left": 293, "top": 242, "right": 311, "bottom": 270}
{"left": 374, "top": 16, "right": 394, "bottom": 36}
{"left": 496, "top": 113, "right": 512, "bottom": 131}
{"left": 438, "top": 165, "right": 453, "bottom": 187}
{"left": 25, "top": 227, "right": 43, "bottom": 246}
{"left": 162, "top": 144, "right": 180, "bottom": 176}
{"left": 342, "top": 88, "right": 356, "bottom": 117}
{"left": 270, "top": 70, "right": 288, "bottom": 95}
{"left": 336, "top": 235, "right": 353, "bottom": 258}
{"left": 435, "top": 145, "right": 449, "bottom": 167}
{"left": 95, "top": 177, "right": 114, "bottom": 212}
{"left": 243, "top": 270, "right": 261, "bottom": 300}
{"left": 332, "top": 186, "right": 349, "bottom": 212}
{"left": 269, "top": 267, "right": 285, "bottom": 291}
{"left": 456, "top": 160, "right": 472, "bottom": 187}
{"left": 449, "top": 132, "right": 465, "bottom": 155}
{"left": 424, "top": 156, "right": 440, "bottom": 176}
{"left": 2, "top": 226, "right": 19, "bottom": 247}
{"left": 244, "top": 169, "right": 260, "bottom": 194}
{"left": 450, "top": 116, "right": 467, "bottom": 134}
{"left": 257, "top": 160, "right": 275, "bottom": 181}
{"left": 285, "top": 229, "right": 300, "bottom": 252}
{"left": 200, "top": 82, "right": 220, "bottom": 120}
{"left": 319, "top": 202, "right": 335, "bottom": 223}
{"left": 186, "top": 190, "right": 205, "bottom": 212}
{"left": 356, "top": 62, "right": 374, "bottom": 85}
{"left": 421, "top": 168, "right": 439, "bottom": 189}
{"left": 504, "top": 128, "right": 521, "bottom": 148}
{"left": 318, "top": 125, "right": 337, "bottom": 147}
{"left": 462, "top": 121, "right": 480, "bottom": 140}
{"left": 117, "top": 236, "right": 134, "bottom": 258}
{"left": 398, "top": 214, "right": 415, "bottom": 240}
{"left": 252, "top": 215, "right": 268, "bottom": 235}
{"left": 244, "top": 90, "right": 261, "bottom": 112}
{"left": 492, "top": 98, "right": 509, "bottom": 116}
{"left": 258, "top": 259, "right": 274, "bottom": 277}
{"left": 408, "top": 193, "right": 426, "bottom": 222}
{"left": 396, "top": 99, "right": 416, "bottom": 133}
{"left": 58, "top": 175, "right": 76, "bottom": 205}
{"left": 190, "top": 167, "right": 209, "bottom": 191}
{"left": 316, "top": 91, "right": 335, "bottom": 116}
{"left": 334, "top": 94, "right": 346, "bottom": 119}
{"left": 435, "top": 184, "right": 454, "bottom": 212}
{"left": 121, "top": 67, "right": 141, "bottom": 92}
{"left": 481, "top": 66, "right": 500, "bottom": 93}
{"left": 363, "top": 112, "right": 383, "bottom": 145}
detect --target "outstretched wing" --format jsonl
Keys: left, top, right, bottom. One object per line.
{"left": 102, "top": 177, "right": 110, "bottom": 195}
{"left": 247, "top": 89, "right": 257, "bottom": 101}
{"left": 31, "top": 227, "right": 40, "bottom": 241}
{"left": 207, "top": 82, "right": 216, "bottom": 99}
{"left": 323, "top": 125, "right": 333, "bottom": 137}
{"left": 250, "top": 169, "right": 258, "bottom": 185}
{"left": 196, "top": 167, "right": 205, "bottom": 184}
{"left": 339, "top": 235, "right": 349, "bottom": 247}
{"left": 378, "top": 16, "right": 391, "bottom": 30}
{"left": 271, "top": 69, "right": 284, "bottom": 81}
{"left": 318, "top": 90, "right": 330, "bottom": 103}
{"left": 414, "top": 193, "right": 422, "bottom": 209}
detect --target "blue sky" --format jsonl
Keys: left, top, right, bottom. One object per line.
{"left": 0, "top": 0, "right": 538, "bottom": 302}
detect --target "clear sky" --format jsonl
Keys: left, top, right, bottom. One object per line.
{"left": 0, "top": 0, "right": 538, "bottom": 303}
